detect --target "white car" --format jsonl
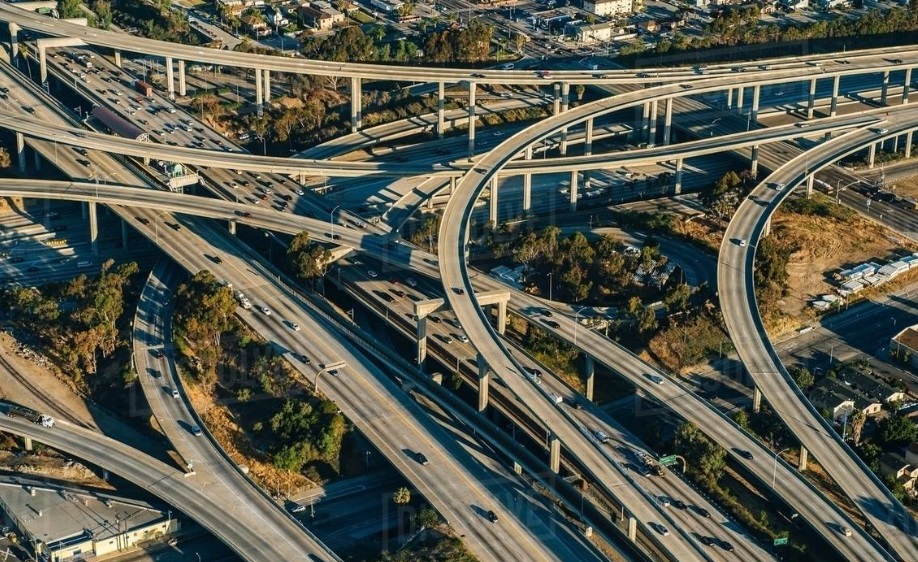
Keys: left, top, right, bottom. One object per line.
{"left": 367, "top": 270, "right": 378, "bottom": 278}
{"left": 291, "top": 323, "right": 300, "bottom": 331}
{"left": 876, "top": 128, "right": 889, "bottom": 134}
{"left": 457, "top": 334, "right": 469, "bottom": 343}
{"left": 659, "top": 496, "right": 671, "bottom": 508}
{"left": 261, "top": 306, "right": 271, "bottom": 315}
{"left": 593, "top": 430, "right": 610, "bottom": 444}
{"left": 774, "top": 183, "right": 785, "bottom": 191}
{"left": 406, "top": 278, "right": 418, "bottom": 288}
{"left": 648, "top": 374, "right": 665, "bottom": 385}
{"left": 739, "top": 239, "right": 747, "bottom": 247}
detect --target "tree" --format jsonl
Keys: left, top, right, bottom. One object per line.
{"left": 0, "top": 147, "right": 11, "bottom": 169}
{"left": 663, "top": 283, "right": 691, "bottom": 312}
{"left": 57, "top": 0, "right": 83, "bottom": 18}
{"left": 850, "top": 410, "right": 867, "bottom": 446}
{"left": 788, "top": 366, "right": 814, "bottom": 389}
{"left": 393, "top": 487, "right": 411, "bottom": 505}
{"left": 285, "top": 231, "right": 332, "bottom": 284}
{"left": 880, "top": 414, "right": 918, "bottom": 447}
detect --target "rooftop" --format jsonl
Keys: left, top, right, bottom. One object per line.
{"left": 894, "top": 325, "right": 918, "bottom": 354}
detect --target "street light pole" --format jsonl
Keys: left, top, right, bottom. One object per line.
{"left": 772, "top": 447, "right": 790, "bottom": 490}
{"left": 330, "top": 205, "right": 340, "bottom": 238}
{"left": 547, "top": 272, "right": 553, "bottom": 302}
{"left": 574, "top": 306, "right": 587, "bottom": 347}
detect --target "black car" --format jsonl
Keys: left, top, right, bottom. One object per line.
{"left": 486, "top": 510, "right": 498, "bottom": 523}
{"left": 416, "top": 452, "right": 429, "bottom": 466}
{"left": 544, "top": 319, "right": 560, "bottom": 329}
{"left": 692, "top": 506, "right": 711, "bottom": 518}
{"left": 298, "top": 354, "right": 311, "bottom": 365}
{"left": 719, "top": 540, "right": 735, "bottom": 552}
{"left": 737, "top": 450, "right": 753, "bottom": 460}
{"left": 136, "top": 217, "right": 151, "bottom": 225}
{"left": 541, "top": 309, "right": 553, "bottom": 317}
{"left": 672, "top": 499, "right": 687, "bottom": 510}
{"left": 700, "top": 536, "right": 716, "bottom": 547}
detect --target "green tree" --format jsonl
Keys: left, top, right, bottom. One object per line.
{"left": 58, "top": 0, "right": 83, "bottom": 18}
{"left": 663, "top": 283, "right": 691, "bottom": 312}
{"left": 285, "top": 231, "right": 332, "bottom": 284}
{"left": 850, "top": 410, "right": 867, "bottom": 446}
{"left": 788, "top": 365, "right": 814, "bottom": 389}
{"left": 880, "top": 414, "right": 918, "bottom": 447}
{"left": 393, "top": 487, "right": 411, "bottom": 505}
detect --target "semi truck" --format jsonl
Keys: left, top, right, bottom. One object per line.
{"left": 134, "top": 80, "right": 153, "bottom": 98}
{"left": 0, "top": 402, "right": 54, "bottom": 427}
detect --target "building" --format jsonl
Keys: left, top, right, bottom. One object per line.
{"left": 891, "top": 323, "right": 918, "bottom": 371}
{"left": 241, "top": 14, "right": 270, "bottom": 36}
{"left": 810, "top": 377, "right": 884, "bottom": 419}
{"left": 0, "top": 482, "right": 179, "bottom": 561}
{"left": 904, "top": 441, "right": 918, "bottom": 466}
{"left": 837, "top": 367, "right": 906, "bottom": 405}
{"left": 216, "top": 0, "right": 245, "bottom": 16}
{"left": 298, "top": 1, "right": 344, "bottom": 30}
{"left": 808, "top": 385, "right": 855, "bottom": 422}
{"left": 880, "top": 452, "right": 918, "bottom": 493}
{"left": 573, "top": 22, "right": 635, "bottom": 43}
{"left": 582, "top": 0, "right": 633, "bottom": 17}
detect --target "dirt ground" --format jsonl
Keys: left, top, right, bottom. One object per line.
{"left": 888, "top": 175, "right": 918, "bottom": 198}
{"left": 771, "top": 206, "right": 917, "bottom": 334}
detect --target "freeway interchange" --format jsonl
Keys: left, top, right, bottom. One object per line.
{"left": 3, "top": 3, "right": 918, "bottom": 561}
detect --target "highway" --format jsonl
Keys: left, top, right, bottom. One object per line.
{"left": 719, "top": 120, "right": 918, "bottom": 561}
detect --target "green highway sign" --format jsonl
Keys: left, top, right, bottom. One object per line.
{"left": 659, "top": 455, "right": 678, "bottom": 467}
{"left": 774, "top": 537, "right": 788, "bottom": 546}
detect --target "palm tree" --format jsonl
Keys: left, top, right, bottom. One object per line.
{"left": 18, "top": 43, "right": 32, "bottom": 81}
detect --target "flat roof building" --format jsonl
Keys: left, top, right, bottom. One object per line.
{"left": 0, "top": 481, "right": 178, "bottom": 561}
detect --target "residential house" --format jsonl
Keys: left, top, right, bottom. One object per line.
{"left": 904, "top": 442, "right": 918, "bottom": 466}
{"left": 241, "top": 14, "right": 271, "bottom": 36}
{"left": 809, "top": 377, "right": 883, "bottom": 420}
{"left": 265, "top": 7, "right": 289, "bottom": 27}
{"left": 573, "top": 22, "right": 635, "bottom": 44}
{"left": 636, "top": 19, "right": 659, "bottom": 33}
{"left": 216, "top": 0, "right": 245, "bottom": 16}
{"left": 880, "top": 452, "right": 918, "bottom": 492}
{"left": 891, "top": 323, "right": 918, "bottom": 371}
{"left": 298, "top": 1, "right": 344, "bottom": 30}
{"left": 837, "top": 367, "right": 906, "bottom": 405}
{"left": 808, "top": 386, "right": 855, "bottom": 422}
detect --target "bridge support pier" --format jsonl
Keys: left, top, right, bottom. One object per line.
{"left": 467, "top": 81, "right": 476, "bottom": 160}
{"left": 627, "top": 516, "right": 637, "bottom": 541}
{"left": 585, "top": 117, "right": 594, "bottom": 155}
{"left": 494, "top": 300, "right": 507, "bottom": 335}
{"left": 255, "top": 68, "right": 263, "bottom": 116}
{"left": 798, "top": 447, "right": 809, "bottom": 471}
{"left": 262, "top": 69, "right": 270, "bottom": 103}
{"left": 416, "top": 315, "right": 427, "bottom": 364}
{"left": 553, "top": 82, "right": 561, "bottom": 116}
{"left": 752, "top": 386, "right": 762, "bottom": 413}
{"left": 868, "top": 142, "right": 877, "bottom": 168}
{"left": 806, "top": 77, "right": 816, "bottom": 119}
{"left": 7, "top": 22, "right": 18, "bottom": 60}
{"left": 114, "top": 49, "right": 121, "bottom": 68}
{"left": 15, "top": 131, "right": 25, "bottom": 172}
{"left": 489, "top": 174, "right": 498, "bottom": 228}
{"left": 523, "top": 146, "right": 533, "bottom": 214}
{"left": 750, "top": 84, "right": 760, "bottom": 123}
{"left": 674, "top": 158, "right": 683, "bottom": 195}
{"left": 736, "top": 86, "right": 744, "bottom": 114}
{"left": 350, "top": 76, "right": 362, "bottom": 133}
{"left": 122, "top": 219, "right": 129, "bottom": 247}
{"left": 560, "top": 82, "right": 569, "bottom": 155}
{"left": 726, "top": 87, "right": 733, "bottom": 110}
{"left": 477, "top": 352, "right": 490, "bottom": 412}
{"left": 449, "top": 175, "right": 456, "bottom": 195}
{"left": 641, "top": 101, "right": 650, "bottom": 143}
{"left": 88, "top": 202, "right": 98, "bottom": 256}
{"left": 228, "top": 220, "right": 236, "bottom": 236}
{"left": 904, "top": 68, "right": 912, "bottom": 105}
{"left": 549, "top": 433, "right": 561, "bottom": 474}
{"left": 830, "top": 75, "right": 840, "bottom": 117}
{"left": 33, "top": 150, "right": 40, "bottom": 171}
{"left": 437, "top": 81, "right": 445, "bottom": 138}
{"left": 648, "top": 99, "right": 658, "bottom": 144}
{"left": 584, "top": 355, "right": 595, "bottom": 401}
{"left": 570, "top": 170, "right": 579, "bottom": 212}
{"left": 38, "top": 44, "right": 47, "bottom": 84}
{"left": 177, "top": 60, "right": 186, "bottom": 97}
{"left": 662, "top": 98, "right": 673, "bottom": 146}
{"left": 907, "top": 131, "right": 913, "bottom": 159}
{"left": 23, "top": 436, "right": 32, "bottom": 451}
{"left": 165, "top": 56, "right": 175, "bottom": 101}
{"left": 881, "top": 70, "right": 890, "bottom": 106}
{"left": 750, "top": 145, "right": 759, "bottom": 178}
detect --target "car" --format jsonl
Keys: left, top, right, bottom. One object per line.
{"left": 655, "top": 524, "right": 670, "bottom": 536}
{"left": 658, "top": 496, "right": 671, "bottom": 508}
{"left": 774, "top": 183, "right": 785, "bottom": 191}
{"left": 893, "top": 58, "right": 905, "bottom": 64}
{"left": 24, "top": 106, "right": 35, "bottom": 114}
{"left": 328, "top": 369, "right": 339, "bottom": 377}
{"left": 291, "top": 323, "right": 300, "bottom": 331}
{"left": 739, "top": 239, "right": 747, "bottom": 247}
{"left": 700, "top": 536, "right": 716, "bottom": 546}
{"left": 416, "top": 452, "right": 430, "bottom": 466}
{"left": 672, "top": 499, "right": 687, "bottom": 510}
{"left": 593, "top": 429, "right": 610, "bottom": 444}
{"left": 719, "top": 540, "right": 735, "bottom": 552}
{"left": 693, "top": 506, "right": 711, "bottom": 518}
{"left": 151, "top": 349, "right": 164, "bottom": 359}
{"left": 647, "top": 373, "right": 665, "bottom": 385}
{"left": 191, "top": 425, "right": 202, "bottom": 437}
{"left": 564, "top": 397, "right": 583, "bottom": 410}
{"left": 680, "top": 83, "right": 693, "bottom": 90}
{"left": 470, "top": 73, "right": 486, "bottom": 78}
{"left": 795, "top": 122, "right": 810, "bottom": 128}
{"left": 456, "top": 287, "right": 465, "bottom": 295}
{"left": 841, "top": 526, "right": 852, "bottom": 537}
{"left": 171, "top": 388, "right": 179, "bottom": 399}
{"left": 367, "top": 270, "right": 378, "bottom": 278}
{"left": 457, "top": 334, "right": 469, "bottom": 343}
{"left": 737, "top": 450, "right": 754, "bottom": 460}
{"left": 406, "top": 278, "right": 418, "bottom": 288}
{"left": 442, "top": 335, "right": 454, "bottom": 344}
{"left": 136, "top": 217, "right": 151, "bottom": 225}
{"left": 876, "top": 128, "right": 889, "bottom": 134}
{"left": 544, "top": 319, "right": 560, "bottom": 329}
{"left": 525, "top": 368, "right": 542, "bottom": 384}
{"left": 289, "top": 504, "right": 307, "bottom": 513}
{"left": 428, "top": 315, "right": 442, "bottom": 324}
{"left": 261, "top": 306, "right": 271, "bottom": 315}
{"left": 486, "top": 510, "right": 499, "bottom": 523}
{"left": 541, "top": 309, "right": 553, "bottom": 317}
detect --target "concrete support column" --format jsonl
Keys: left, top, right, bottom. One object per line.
{"left": 868, "top": 142, "right": 877, "bottom": 168}
{"left": 762, "top": 217, "right": 771, "bottom": 237}
{"left": 627, "top": 516, "right": 637, "bottom": 541}
{"left": 449, "top": 175, "right": 456, "bottom": 194}
{"left": 806, "top": 175, "right": 815, "bottom": 199}
{"left": 807, "top": 77, "right": 817, "bottom": 119}
{"left": 641, "top": 101, "right": 650, "bottom": 142}
{"left": 228, "top": 220, "right": 236, "bottom": 235}
{"left": 750, "top": 145, "right": 759, "bottom": 178}
{"left": 726, "top": 87, "right": 733, "bottom": 110}
{"left": 750, "top": 85, "right": 761, "bottom": 123}
{"left": 262, "top": 69, "right": 270, "bottom": 102}
{"left": 904, "top": 68, "right": 913, "bottom": 105}
{"left": 8, "top": 22, "right": 18, "bottom": 60}
{"left": 552, "top": 82, "right": 561, "bottom": 116}
{"left": 467, "top": 81, "right": 477, "bottom": 160}
{"left": 416, "top": 316, "right": 427, "bottom": 364}
{"left": 477, "top": 352, "right": 489, "bottom": 412}
{"left": 88, "top": 202, "right": 98, "bottom": 256}
{"left": 736, "top": 86, "right": 744, "bottom": 114}
{"left": 798, "top": 447, "right": 809, "bottom": 471}
{"left": 165, "top": 56, "right": 175, "bottom": 101}
{"left": 907, "top": 131, "right": 914, "bottom": 159}
{"left": 560, "top": 82, "right": 570, "bottom": 155}
{"left": 114, "top": 50, "right": 121, "bottom": 68}
{"left": 752, "top": 386, "right": 762, "bottom": 413}
{"left": 523, "top": 146, "right": 532, "bottom": 214}
{"left": 662, "top": 97, "right": 673, "bottom": 146}
{"left": 489, "top": 174, "right": 499, "bottom": 228}
{"left": 570, "top": 170, "right": 579, "bottom": 212}
{"left": 38, "top": 45, "right": 47, "bottom": 84}
{"left": 177, "top": 60, "right": 186, "bottom": 97}
{"left": 350, "top": 76, "right": 362, "bottom": 133}
{"left": 584, "top": 118, "right": 594, "bottom": 155}
{"left": 881, "top": 70, "right": 890, "bottom": 106}
{"left": 549, "top": 433, "right": 561, "bottom": 474}
{"left": 33, "top": 150, "right": 40, "bottom": 171}
{"left": 830, "top": 75, "right": 840, "bottom": 117}
{"left": 674, "top": 158, "right": 683, "bottom": 195}
{"left": 648, "top": 99, "right": 658, "bottom": 144}
{"left": 254, "top": 68, "right": 263, "bottom": 115}
{"left": 15, "top": 132, "right": 25, "bottom": 172}
{"left": 584, "top": 355, "right": 595, "bottom": 402}
{"left": 23, "top": 436, "right": 32, "bottom": 451}
{"left": 496, "top": 301, "right": 507, "bottom": 335}
{"left": 437, "top": 81, "right": 445, "bottom": 138}
{"left": 122, "top": 219, "right": 129, "bottom": 247}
